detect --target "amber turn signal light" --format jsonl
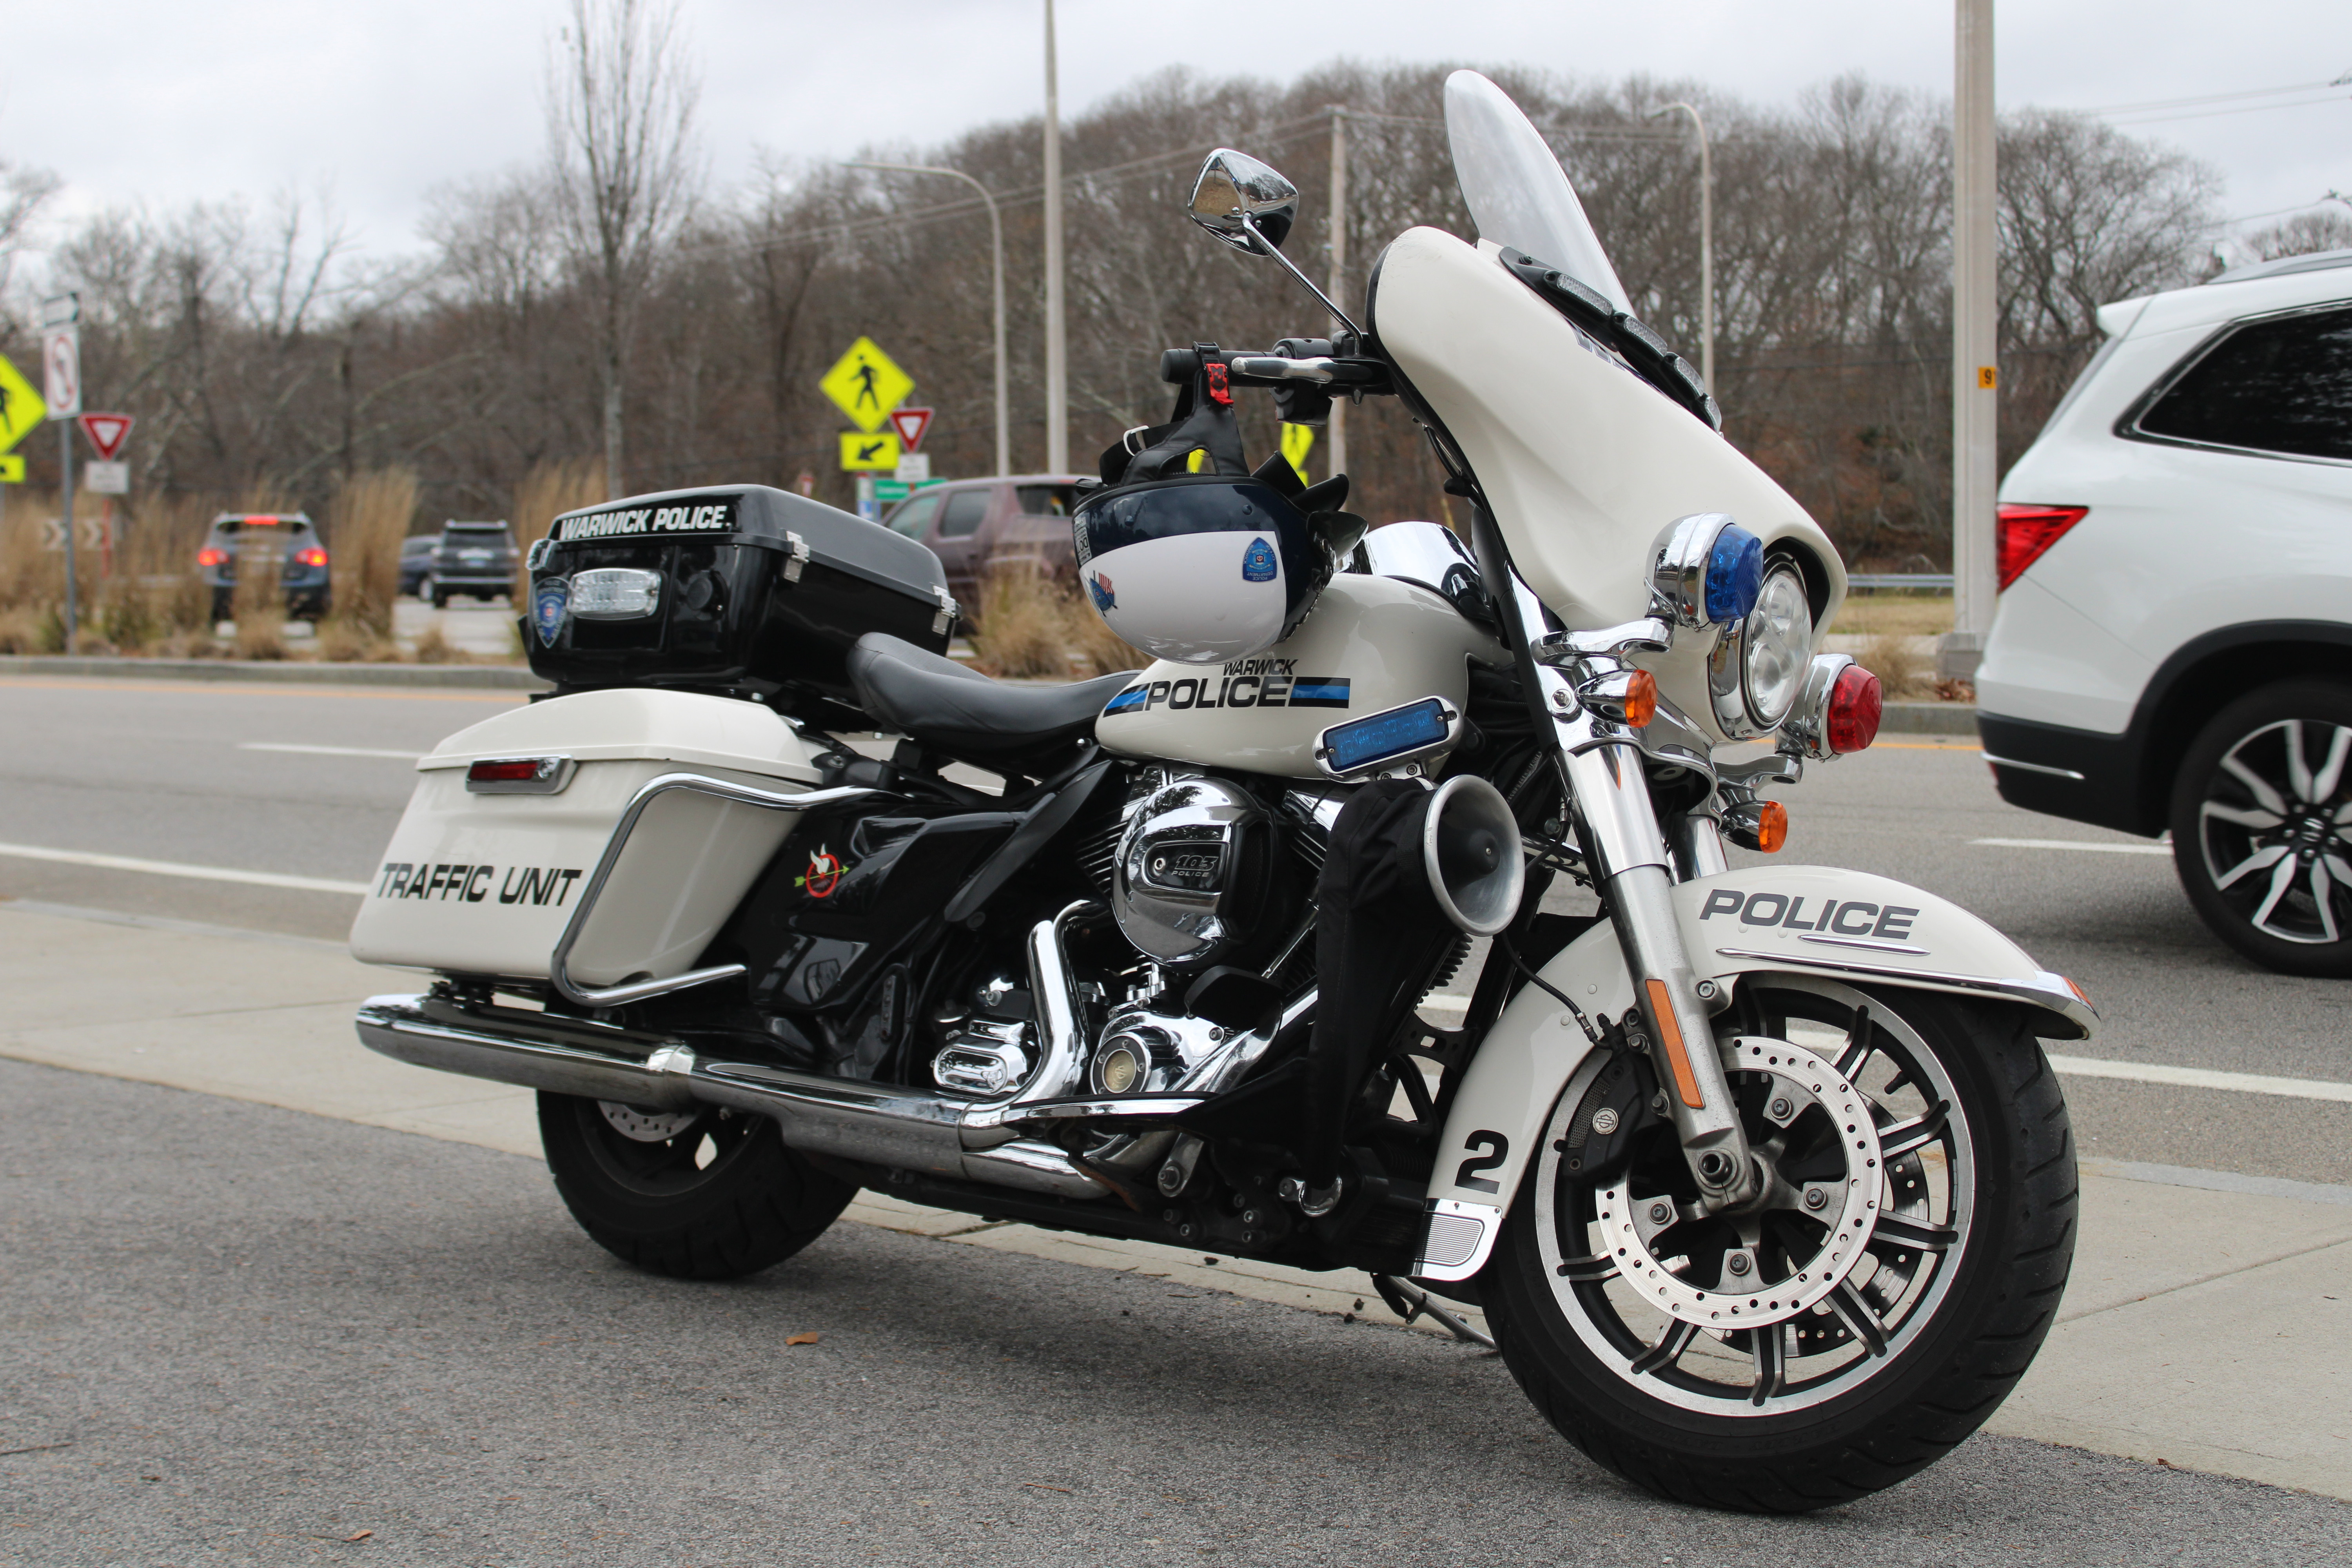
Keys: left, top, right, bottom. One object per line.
{"left": 1724, "top": 798, "right": 1788, "bottom": 853}
{"left": 1622, "top": 670, "right": 1657, "bottom": 729}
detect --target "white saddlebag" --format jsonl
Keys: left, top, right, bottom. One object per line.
{"left": 349, "top": 688, "right": 825, "bottom": 985}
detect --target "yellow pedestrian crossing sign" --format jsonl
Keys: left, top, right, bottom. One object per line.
{"left": 840, "top": 430, "right": 902, "bottom": 472}
{"left": 821, "top": 337, "right": 913, "bottom": 434}
{"left": 0, "top": 353, "right": 44, "bottom": 453}
{"left": 1280, "top": 423, "right": 1315, "bottom": 482}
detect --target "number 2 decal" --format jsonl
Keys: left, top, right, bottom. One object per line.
{"left": 1454, "top": 1131, "right": 1508, "bottom": 1194}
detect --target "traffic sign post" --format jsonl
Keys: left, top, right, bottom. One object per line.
{"left": 42, "top": 295, "right": 82, "bottom": 655}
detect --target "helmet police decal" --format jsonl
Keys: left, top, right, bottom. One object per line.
{"left": 1088, "top": 570, "right": 1117, "bottom": 613}
{"left": 533, "top": 577, "right": 570, "bottom": 646}
{"left": 1241, "top": 537, "right": 1277, "bottom": 582}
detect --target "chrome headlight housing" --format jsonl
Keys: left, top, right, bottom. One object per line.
{"left": 1709, "top": 561, "right": 1815, "bottom": 737}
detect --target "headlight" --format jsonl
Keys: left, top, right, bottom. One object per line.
{"left": 1708, "top": 561, "right": 1815, "bottom": 736}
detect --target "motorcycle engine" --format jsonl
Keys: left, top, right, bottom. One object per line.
{"left": 1109, "top": 775, "right": 1294, "bottom": 971}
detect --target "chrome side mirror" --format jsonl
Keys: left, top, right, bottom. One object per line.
{"left": 1188, "top": 149, "right": 1299, "bottom": 254}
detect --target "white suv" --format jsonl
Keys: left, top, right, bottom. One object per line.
{"left": 1978, "top": 249, "right": 2352, "bottom": 975}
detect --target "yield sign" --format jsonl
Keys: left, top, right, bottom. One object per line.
{"left": 78, "top": 412, "right": 134, "bottom": 461}
{"left": 887, "top": 407, "right": 933, "bottom": 452}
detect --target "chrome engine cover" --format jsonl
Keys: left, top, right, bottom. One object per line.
{"left": 1087, "top": 1001, "right": 1232, "bottom": 1097}
{"left": 1110, "top": 775, "right": 1272, "bottom": 967}
{"left": 931, "top": 1017, "right": 1033, "bottom": 1099}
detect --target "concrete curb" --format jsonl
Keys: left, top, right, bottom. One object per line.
{"left": 1880, "top": 700, "right": 1977, "bottom": 736}
{"left": 0, "top": 655, "right": 548, "bottom": 690}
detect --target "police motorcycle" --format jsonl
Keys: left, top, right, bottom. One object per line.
{"left": 352, "top": 72, "right": 2086, "bottom": 1512}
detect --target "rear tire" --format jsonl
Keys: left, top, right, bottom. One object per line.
{"left": 424, "top": 574, "right": 448, "bottom": 610}
{"left": 1481, "top": 980, "right": 2075, "bottom": 1513}
{"left": 2170, "top": 680, "right": 2352, "bottom": 977}
{"left": 537, "top": 1092, "right": 855, "bottom": 1281}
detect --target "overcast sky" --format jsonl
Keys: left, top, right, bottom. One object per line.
{"left": 5, "top": 0, "right": 2347, "bottom": 270}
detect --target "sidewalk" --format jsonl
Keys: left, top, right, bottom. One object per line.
{"left": 3, "top": 897, "right": 2342, "bottom": 1500}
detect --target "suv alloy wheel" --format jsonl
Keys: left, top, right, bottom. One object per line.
{"left": 2170, "top": 679, "right": 2352, "bottom": 977}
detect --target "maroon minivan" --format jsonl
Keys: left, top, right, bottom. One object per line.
{"left": 880, "top": 474, "right": 1086, "bottom": 613}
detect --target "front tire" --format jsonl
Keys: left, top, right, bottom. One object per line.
{"left": 537, "top": 1092, "right": 855, "bottom": 1280}
{"left": 2170, "top": 680, "right": 2352, "bottom": 977}
{"left": 1481, "top": 978, "right": 2075, "bottom": 1512}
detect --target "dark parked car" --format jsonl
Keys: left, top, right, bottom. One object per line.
{"left": 197, "top": 513, "right": 330, "bottom": 622}
{"left": 880, "top": 475, "right": 1085, "bottom": 613}
{"left": 398, "top": 535, "right": 439, "bottom": 598}
{"left": 416, "top": 520, "right": 519, "bottom": 608}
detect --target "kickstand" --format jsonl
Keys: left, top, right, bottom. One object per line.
{"left": 1370, "top": 1273, "right": 1497, "bottom": 1350}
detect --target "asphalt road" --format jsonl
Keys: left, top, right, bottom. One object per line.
{"left": 5, "top": 1057, "right": 2347, "bottom": 1568}
{"left": 3, "top": 674, "right": 2347, "bottom": 1184}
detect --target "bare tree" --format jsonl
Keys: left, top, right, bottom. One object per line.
{"left": 0, "top": 159, "right": 61, "bottom": 302}
{"left": 546, "top": 0, "right": 702, "bottom": 499}
{"left": 2238, "top": 206, "right": 2352, "bottom": 262}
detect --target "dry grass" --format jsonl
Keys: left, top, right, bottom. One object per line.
{"left": 1857, "top": 630, "right": 1932, "bottom": 700}
{"left": 316, "top": 619, "right": 404, "bottom": 662}
{"left": 411, "top": 624, "right": 468, "bottom": 664}
{"left": 969, "top": 566, "right": 1147, "bottom": 679}
{"left": 511, "top": 458, "right": 606, "bottom": 599}
{"left": 1827, "top": 591, "right": 1954, "bottom": 639}
{"left": 0, "top": 490, "right": 220, "bottom": 653}
{"left": 327, "top": 468, "right": 417, "bottom": 639}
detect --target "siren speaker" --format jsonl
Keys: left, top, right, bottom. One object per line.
{"left": 1421, "top": 775, "right": 1526, "bottom": 936}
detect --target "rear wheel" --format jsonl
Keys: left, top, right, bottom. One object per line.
{"left": 424, "top": 574, "right": 448, "bottom": 610}
{"left": 537, "top": 1092, "right": 855, "bottom": 1280}
{"left": 1481, "top": 978, "right": 2075, "bottom": 1512}
{"left": 2171, "top": 680, "right": 2352, "bottom": 977}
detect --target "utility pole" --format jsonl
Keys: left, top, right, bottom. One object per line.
{"left": 1326, "top": 105, "right": 1348, "bottom": 484}
{"left": 1041, "top": 0, "right": 1069, "bottom": 474}
{"left": 1944, "top": 0, "right": 1999, "bottom": 683}
{"left": 1646, "top": 102, "right": 1714, "bottom": 397}
{"left": 847, "top": 162, "right": 1010, "bottom": 476}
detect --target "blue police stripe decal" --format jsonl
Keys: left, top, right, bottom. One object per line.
{"left": 1286, "top": 677, "right": 1351, "bottom": 709}
{"left": 1103, "top": 684, "right": 1149, "bottom": 715}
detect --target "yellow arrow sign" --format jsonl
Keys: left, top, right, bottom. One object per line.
{"left": 0, "top": 354, "right": 43, "bottom": 453}
{"left": 840, "top": 430, "right": 902, "bottom": 472}
{"left": 821, "top": 337, "right": 913, "bottom": 433}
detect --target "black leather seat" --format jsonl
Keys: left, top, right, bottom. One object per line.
{"left": 847, "top": 633, "right": 1138, "bottom": 767}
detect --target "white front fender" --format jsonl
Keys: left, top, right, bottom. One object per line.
{"left": 1410, "top": 864, "right": 2095, "bottom": 1281}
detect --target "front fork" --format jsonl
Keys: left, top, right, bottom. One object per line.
{"left": 1546, "top": 673, "right": 1759, "bottom": 1209}
{"left": 1474, "top": 511, "right": 1757, "bottom": 1209}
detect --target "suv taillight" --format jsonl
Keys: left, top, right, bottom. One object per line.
{"left": 296, "top": 547, "right": 328, "bottom": 568}
{"left": 197, "top": 546, "right": 227, "bottom": 567}
{"left": 1996, "top": 504, "right": 2088, "bottom": 591}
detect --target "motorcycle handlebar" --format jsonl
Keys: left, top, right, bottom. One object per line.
{"left": 1157, "top": 343, "right": 1388, "bottom": 392}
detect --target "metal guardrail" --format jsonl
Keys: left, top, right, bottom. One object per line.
{"left": 1847, "top": 573, "right": 1953, "bottom": 591}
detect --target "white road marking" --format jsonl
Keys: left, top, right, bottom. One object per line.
{"left": 0, "top": 842, "right": 371, "bottom": 897}
{"left": 239, "top": 742, "right": 423, "bottom": 760}
{"left": 2048, "top": 1054, "right": 2352, "bottom": 1104}
{"left": 1973, "top": 837, "right": 2171, "bottom": 856}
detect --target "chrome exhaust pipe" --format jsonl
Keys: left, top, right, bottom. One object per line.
{"left": 355, "top": 994, "right": 1105, "bottom": 1200}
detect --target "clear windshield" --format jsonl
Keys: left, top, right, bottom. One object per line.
{"left": 1444, "top": 71, "right": 1630, "bottom": 314}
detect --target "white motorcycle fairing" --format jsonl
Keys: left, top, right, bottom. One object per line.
{"left": 1368, "top": 224, "right": 1847, "bottom": 746}
{"left": 1410, "top": 864, "right": 2095, "bottom": 1281}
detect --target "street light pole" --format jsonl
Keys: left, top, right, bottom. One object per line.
{"left": 1326, "top": 105, "right": 1348, "bottom": 484}
{"left": 1646, "top": 101, "right": 1713, "bottom": 397}
{"left": 1041, "top": 0, "right": 1069, "bottom": 474}
{"left": 846, "top": 162, "right": 1010, "bottom": 477}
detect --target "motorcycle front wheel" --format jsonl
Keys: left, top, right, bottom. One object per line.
{"left": 1481, "top": 977, "right": 2075, "bottom": 1513}
{"left": 538, "top": 1092, "right": 855, "bottom": 1281}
